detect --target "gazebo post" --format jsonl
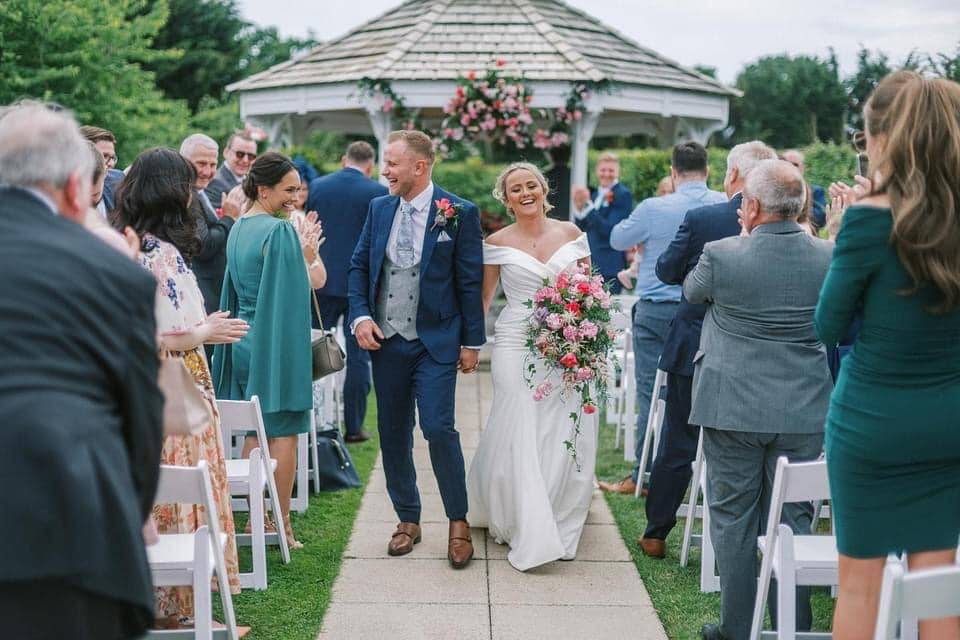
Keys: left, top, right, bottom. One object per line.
{"left": 568, "top": 105, "right": 603, "bottom": 221}
{"left": 364, "top": 101, "right": 393, "bottom": 181}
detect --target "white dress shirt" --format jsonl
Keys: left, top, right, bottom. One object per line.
{"left": 385, "top": 182, "right": 434, "bottom": 265}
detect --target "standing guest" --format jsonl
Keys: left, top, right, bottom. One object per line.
{"left": 205, "top": 131, "right": 257, "bottom": 209}
{"left": 292, "top": 178, "right": 309, "bottom": 217}
{"left": 816, "top": 71, "right": 960, "bottom": 640}
{"left": 616, "top": 175, "right": 676, "bottom": 289}
{"left": 80, "top": 125, "right": 124, "bottom": 215}
{"left": 87, "top": 140, "right": 107, "bottom": 208}
{"left": 636, "top": 142, "right": 777, "bottom": 557}
{"left": 782, "top": 149, "right": 826, "bottom": 228}
{"left": 306, "top": 141, "right": 388, "bottom": 442}
{"left": 571, "top": 152, "right": 633, "bottom": 292}
{"left": 543, "top": 144, "right": 572, "bottom": 221}
{"left": 0, "top": 102, "right": 163, "bottom": 640}
{"left": 114, "top": 147, "right": 246, "bottom": 627}
{"left": 685, "top": 159, "right": 833, "bottom": 640}
{"left": 214, "top": 152, "right": 326, "bottom": 548}
{"left": 597, "top": 142, "right": 725, "bottom": 495}
{"left": 180, "top": 133, "right": 243, "bottom": 317}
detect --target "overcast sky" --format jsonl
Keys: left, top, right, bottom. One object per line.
{"left": 238, "top": 0, "right": 959, "bottom": 83}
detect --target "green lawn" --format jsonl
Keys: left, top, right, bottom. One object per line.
{"left": 596, "top": 418, "right": 835, "bottom": 639}
{"left": 226, "top": 400, "right": 380, "bottom": 639}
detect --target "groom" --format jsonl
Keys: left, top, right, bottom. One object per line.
{"left": 347, "top": 130, "right": 485, "bottom": 569}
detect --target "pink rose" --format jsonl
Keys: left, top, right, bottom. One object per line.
{"left": 582, "top": 403, "right": 597, "bottom": 414}
{"left": 546, "top": 313, "right": 563, "bottom": 330}
{"left": 576, "top": 282, "right": 592, "bottom": 295}
{"left": 565, "top": 301, "right": 581, "bottom": 316}
{"left": 559, "top": 352, "right": 579, "bottom": 369}
{"left": 579, "top": 321, "right": 599, "bottom": 339}
{"left": 563, "top": 325, "right": 579, "bottom": 342}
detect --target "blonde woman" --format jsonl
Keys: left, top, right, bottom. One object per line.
{"left": 815, "top": 71, "right": 960, "bottom": 640}
{"left": 467, "top": 162, "right": 594, "bottom": 572}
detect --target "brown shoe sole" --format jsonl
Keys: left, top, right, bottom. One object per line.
{"left": 388, "top": 534, "right": 422, "bottom": 556}
{"left": 449, "top": 548, "right": 474, "bottom": 569}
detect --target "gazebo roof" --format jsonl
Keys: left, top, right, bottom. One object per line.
{"left": 229, "top": 0, "right": 734, "bottom": 96}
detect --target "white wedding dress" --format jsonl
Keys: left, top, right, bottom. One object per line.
{"left": 467, "top": 233, "right": 598, "bottom": 572}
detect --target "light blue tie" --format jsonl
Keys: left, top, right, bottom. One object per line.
{"left": 395, "top": 202, "right": 416, "bottom": 268}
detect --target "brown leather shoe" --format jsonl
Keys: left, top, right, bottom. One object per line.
{"left": 448, "top": 520, "right": 474, "bottom": 569}
{"left": 387, "top": 522, "right": 421, "bottom": 556}
{"left": 598, "top": 474, "right": 646, "bottom": 496}
{"left": 638, "top": 536, "right": 666, "bottom": 559}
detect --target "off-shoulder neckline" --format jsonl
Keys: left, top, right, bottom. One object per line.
{"left": 483, "top": 233, "right": 586, "bottom": 266}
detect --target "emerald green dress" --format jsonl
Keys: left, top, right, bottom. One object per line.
{"left": 815, "top": 205, "right": 960, "bottom": 557}
{"left": 213, "top": 214, "right": 312, "bottom": 437}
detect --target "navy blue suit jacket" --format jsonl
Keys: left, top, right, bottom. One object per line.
{"left": 101, "top": 168, "right": 124, "bottom": 214}
{"left": 307, "top": 168, "right": 387, "bottom": 298}
{"left": 656, "top": 193, "right": 740, "bottom": 377}
{"left": 347, "top": 186, "right": 485, "bottom": 364}
{"left": 575, "top": 182, "right": 633, "bottom": 278}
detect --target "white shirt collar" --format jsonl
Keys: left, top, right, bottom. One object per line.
{"left": 402, "top": 182, "right": 435, "bottom": 214}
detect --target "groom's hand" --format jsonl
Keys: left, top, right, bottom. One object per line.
{"left": 457, "top": 347, "right": 479, "bottom": 374}
{"left": 355, "top": 319, "right": 384, "bottom": 350}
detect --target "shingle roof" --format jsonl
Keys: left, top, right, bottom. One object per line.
{"left": 229, "top": 0, "right": 735, "bottom": 96}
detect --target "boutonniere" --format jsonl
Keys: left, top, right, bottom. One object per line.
{"left": 604, "top": 190, "right": 615, "bottom": 206}
{"left": 431, "top": 197, "right": 463, "bottom": 231}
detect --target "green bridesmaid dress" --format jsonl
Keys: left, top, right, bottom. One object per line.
{"left": 213, "top": 214, "right": 312, "bottom": 437}
{"left": 815, "top": 204, "right": 960, "bottom": 558}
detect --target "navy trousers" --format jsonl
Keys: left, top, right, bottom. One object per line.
{"left": 315, "top": 295, "right": 371, "bottom": 436}
{"left": 370, "top": 334, "right": 468, "bottom": 523}
{"left": 643, "top": 372, "right": 700, "bottom": 540}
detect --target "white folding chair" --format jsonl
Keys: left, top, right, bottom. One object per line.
{"left": 217, "top": 396, "right": 291, "bottom": 590}
{"left": 750, "top": 457, "right": 838, "bottom": 640}
{"left": 634, "top": 368, "right": 667, "bottom": 496}
{"left": 147, "top": 462, "right": 238, "bottom": 640}
{"left": 291, "top": 432, "right": 310, "bottom": 513}
{"left": 618, "top": 350, "right": 635, "bottom": 453}
{"left": 875, "top": 559, "right": 960, "bottom": 640}
{"left": 675, "top": 431, "right": 720, "bottom": 592}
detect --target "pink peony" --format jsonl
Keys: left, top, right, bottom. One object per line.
{"left": 576, "top": 281, "right": 592, "bottom": 294}
{"left": 563, "top": 325, "right": 579, "bottom": 342}
{"left": 579, "top": 321, "right": 599, "bottom": 339}
{"left": 565, "top": 301, "right": 581, "bottom": 316}
{"left": 546, "top": 313, "right": 563, "bottom": 330}
{"left": 576, "top": 367, "right": 594, "bottom": 381}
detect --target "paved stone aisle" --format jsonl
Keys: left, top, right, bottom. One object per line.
{"left": 318, "top": 369, "right": 668, "bottom": 640}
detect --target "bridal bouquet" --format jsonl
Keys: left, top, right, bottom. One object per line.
{"left": 524, "top": 263, "right": 620, "bottom": 469}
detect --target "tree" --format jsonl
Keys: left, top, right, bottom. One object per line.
{"left": 844, "top": 47, "right": 892, "bottom": 133}
{"left": 929, "top": 42, "right": 960, "bottom": 82}
{"left": 0, "top": 0, "right": 191, "bottom": 162}
{"left": 731, "top": 54, "right": 847, "bottom": 148}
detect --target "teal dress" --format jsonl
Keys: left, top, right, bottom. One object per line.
{"left": 213, "top": 215, "right": 312, "bottom": 437}
{"left": 815, "top": 205, "right": 960, "bottom": 557}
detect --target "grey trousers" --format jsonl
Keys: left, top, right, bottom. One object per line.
{"left": 702, "top": 427, "right": 824, "bottom": 640}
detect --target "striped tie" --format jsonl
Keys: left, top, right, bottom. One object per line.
{"left": 395, "top": 202, "right": 416, "bottom": 267}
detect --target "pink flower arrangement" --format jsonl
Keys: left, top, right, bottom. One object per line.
{"left": 523, "top": 262, "right": 621, "bottom": 469}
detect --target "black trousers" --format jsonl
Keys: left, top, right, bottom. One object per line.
{"left": 643, "top": 372, "right": 700, "bottom": 540}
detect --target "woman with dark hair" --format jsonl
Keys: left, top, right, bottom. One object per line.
{"left": 816, "top": 72, "right": 960, "bottom": 639}
{"left": 115, "top": 147, "right": 246, "bottom": 626}
{"left": 213, "top": 151, "right": 325, "bottom": 548}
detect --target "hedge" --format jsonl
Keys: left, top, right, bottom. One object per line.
{"left": 286, "top": 143, "right": 857, "bottom": 233}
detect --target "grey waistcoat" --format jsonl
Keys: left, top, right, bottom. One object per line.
{"left": 375, "top": 255, "right": 420, "bottom": 341}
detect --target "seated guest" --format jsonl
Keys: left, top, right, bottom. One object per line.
{"left": 115, "top": 148, "right": 247, "bottom": 625}
{"left": 684, "top": 159, "right": 834, "bottom": 640}
{"left": 635, "top": 141, "right": 776, "bottom": 559}
{"left": 206, "top": 131, "right": 257, "bottom": 209}
{"left": 306, "top": 141, "right": 387, "bottom": 442}
{"left": 816, "top": 71, "right": 960, "bottom": 640}
{"left": 0, "top": 102, "right": 163, "bottom": 640}
{"left": 571, "top": 152, "right": 633, "bottom": 292}
{"left": 80, "top": 125, "right": 124, "bottom": 215}
{"left": 180, "top": 133, "right": 241, "bottom": 318}
{"left": 598, "top": 143, "right": 725, "bottom": 495}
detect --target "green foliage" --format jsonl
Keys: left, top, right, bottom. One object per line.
{"left": 0, "top": 0, "right": 192, "bottom": 162}
{"left": 731, "top": 54, "right": 847, "bottom": 147}
{"left": 801, "top": 142, "right": 856, "bottom": 189}
{"left": 189, "top": 95, "right": 243, "bottom": 149}
{"left": 928, "top": 42, "right": 960, "bottom": 83}
{"left": 844, "top": 48, "right": 893, "bottom": 133}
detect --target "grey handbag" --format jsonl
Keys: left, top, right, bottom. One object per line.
{"left": 311, "top": 290, "right": 346, "bottom": 381}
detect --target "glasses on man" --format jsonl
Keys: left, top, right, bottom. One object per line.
{"left": 102, "top": 154, "right": 117, "bottom": 167}
{"left": 232, "top": 150, "right": 257, "bottom": 161}
{"left": 851, "top": 130, "right": 867, "bottom": 154}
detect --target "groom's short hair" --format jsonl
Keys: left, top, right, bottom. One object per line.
{"left": 388, "top": 130, "right": 435, "bottom": 164}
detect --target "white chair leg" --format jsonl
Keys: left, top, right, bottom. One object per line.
{"left": 680, "top": 434, "right": 704, "bottom": 567}
{"left": 775, "top": 525, "right": 797, "bottom": 640}
{"left": 249, "top": 449, "right": 268, "bottom": 591}
{"left": 310, "top": 413, "right": 321, "bottom": 494}
{"left": 699, "top": 469, "right": 720, "bottom": 593}
{"left": 291, "top": 432, "right": 309, "bottom": 513}
{"left": 263, "top": 448, "right": 291, "bottom": 565}
{"left": 193, "top": 526, "right": 212, "bottom": 640}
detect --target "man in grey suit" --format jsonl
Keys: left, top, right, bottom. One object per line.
{"left": 205, "top": 131, "right": 257, "bottom": 209}
{"left": 684, "top": 159, "right": 834, "bottom": 640}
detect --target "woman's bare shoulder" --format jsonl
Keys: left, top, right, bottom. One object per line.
{"left": 484, "top": 224, "right": 515, "bottom": 246}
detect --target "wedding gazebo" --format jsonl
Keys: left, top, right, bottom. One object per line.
{"left": 228, "top": 0, "right": 738, "bottom": 203}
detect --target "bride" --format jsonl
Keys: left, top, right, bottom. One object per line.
{"left": 467, "top": 162, "right": 598, "bottom": 571}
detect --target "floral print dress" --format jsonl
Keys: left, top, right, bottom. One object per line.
{"left": 139, "top": 234, "right": 240, "bottom": 620}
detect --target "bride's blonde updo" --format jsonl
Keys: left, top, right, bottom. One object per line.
{"left": 492, "top": 162, "right": 554, "bottom": 216}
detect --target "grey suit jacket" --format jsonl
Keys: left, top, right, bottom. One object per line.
{"left": 684, "top": 220, "right": 834, "bottom": 434}
{"left": 204, "top": 163, "right": 240, "bottom": 209}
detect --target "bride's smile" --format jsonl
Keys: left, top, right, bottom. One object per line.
{"left": 506, "top": 169, "right": 546, "bottom": 218}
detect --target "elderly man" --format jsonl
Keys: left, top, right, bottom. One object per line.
{"left": 205, "top": 130, "right": 257, "bottom": 209}
{"left": 572, "top": 151, "right": 633, "bottom": 292}
{"left": 634, "top": 142, "right": 778, "bottom": 558}
{"left": 307, "top": 141, "right": 387, "bottom": 442}
{"left": 0, "top": 103, "right": 162, "bottom": 639}
{"left": 597, "top": 142, "right": 725, "bottom": 495}
{"left": 684, "top": 159, "right": 834, "bottom": 640}
{"left": 782, "top": 149, "right": 827, "bottom": 228}
{"left": 181, "top": 133, "right": 242, "bottom": 319}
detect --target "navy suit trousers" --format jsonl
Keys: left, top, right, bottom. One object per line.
{"left": 370, "top": 335, "right": 468, "bottom": 523}
{"left": 644, "top": 373, "right": 700, "bottom": 540}
{"left": 315, "top": 295, "right": 371, "bottom": 435}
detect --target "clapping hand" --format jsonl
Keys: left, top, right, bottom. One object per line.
{"left": 221, "top": 185, "right": 247, "bottom": 220}
{"left": 200, "top": 311, "right": 249, "bottom": 344}
{"left": 293, "top": 211, "right": 325, "bottom": 263}
{"left": 572, "top": 186, "right": 591, "bottom": 211}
